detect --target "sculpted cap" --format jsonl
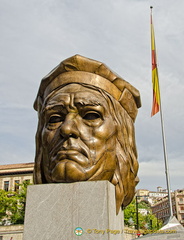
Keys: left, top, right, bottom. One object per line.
{"left": 34, "top": 54, "right": 141, "bottom": 120}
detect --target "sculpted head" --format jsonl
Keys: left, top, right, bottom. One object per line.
{"left": 33, "top": 55, "right": 141, "bottom": 214}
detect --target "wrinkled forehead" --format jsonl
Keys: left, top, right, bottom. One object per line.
{"left": 45, "top": 83, "right": 109, "bottom": 108}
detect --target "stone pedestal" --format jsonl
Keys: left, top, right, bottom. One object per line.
{"left": 23, "top": 181, "right": 124, "bottom": 240}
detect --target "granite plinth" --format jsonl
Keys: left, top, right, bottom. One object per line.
{"left": 23, "top": 181, "right": 124, "bottom": 240}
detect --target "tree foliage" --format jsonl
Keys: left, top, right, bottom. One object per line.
{"left": 0, "top": 181, "right": 30, "bottom": 225}
{"left": 124, "top": 198, "right": 162, "bottom": 230}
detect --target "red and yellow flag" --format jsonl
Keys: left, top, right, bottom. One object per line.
{"left": 151, "top": 10, "right": 160, "bottom": 116}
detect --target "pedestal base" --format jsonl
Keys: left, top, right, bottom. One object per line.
{"left": 23, "top": 181, "right": 124, "bottom": 240}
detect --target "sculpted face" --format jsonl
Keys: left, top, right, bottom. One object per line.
{"left": 41, "top": 84, "right": 117, "bottom": 183}
{"left": 34, "top": 55, "right": 141, "bottom": 214}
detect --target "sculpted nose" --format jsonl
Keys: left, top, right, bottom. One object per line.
{"left": 60, "top": 113, "right": 79, "bottom": 139}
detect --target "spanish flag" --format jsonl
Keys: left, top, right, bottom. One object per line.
{"left": 151, "top": 9, "right": 160, "bottom": 116}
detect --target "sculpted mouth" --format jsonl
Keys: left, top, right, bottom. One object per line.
{"left": 57, "top": 147, "right": 88, "bottom": 158}
{"left": 57, "top": 149, "right": 82, "bottom": 157}
{"left": 49, "top": 147, "right": 90, "bottom": 169}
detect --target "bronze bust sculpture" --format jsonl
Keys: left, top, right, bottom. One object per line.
{"left": 33, "top": 55, "right": 141, "bottom": 214}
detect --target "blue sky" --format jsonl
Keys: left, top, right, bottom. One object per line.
{"left": 0, "top": 0, "right": 184, "bottom": 191}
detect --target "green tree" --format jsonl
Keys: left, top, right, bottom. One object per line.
{"left": 124, "top": 199, "right": 136, "bottom": 226}
{"left": 0, "top": 181, "right": 30, "bottom": 225}
{"left": 0, "top": 190, "right": 10, "bottom": 222}
{"left": 124, "top": 198, "right": 162, "bottom": 230}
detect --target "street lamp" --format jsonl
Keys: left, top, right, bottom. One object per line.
{"left": 136, "top": 196, "right": 139, "bottom": 230}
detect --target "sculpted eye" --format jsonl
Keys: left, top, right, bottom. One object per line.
{"left": 49, "top": 115, "right": 64, "bottom": 123}
{"left": 83, "top": 112, "right": 101, "bottom": 120}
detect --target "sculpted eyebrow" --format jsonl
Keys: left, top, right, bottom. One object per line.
{"left": 43, "top": 103, "right": 65, "bottom": 112}
{"left": 75, "top": 100, "right": 102, "bottom": 107}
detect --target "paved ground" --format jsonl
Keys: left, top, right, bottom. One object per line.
{"left": 133, "top": 217, "right": 184, "bottom": 240}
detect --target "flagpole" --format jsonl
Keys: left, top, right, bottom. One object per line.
{"left": 160, "top": 95, "right": 173, "bottom": 219}
{"left": 150, "top": 6, "right": 173, "bottom": 219}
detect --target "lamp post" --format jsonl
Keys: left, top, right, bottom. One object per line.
{"left": 150, "top": 219, "right": 153, "bottom": 230}
{"left": 136, "top": 196, "right": 139, "bottom": 230}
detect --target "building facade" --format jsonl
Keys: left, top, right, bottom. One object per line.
{"left": 136, "top": 187, "right": 168, "bottom": 205}
{"left": 151, "top": 189, "right": 184, "bottom": 227}
{"left": 0, "top": 163, "right": 34, "bottom": 191}
{"left": 0, "top": 225, "right": 23, "bottom": 240}
{"left": 0, "top": 163, "right": 34, "bottom": 240}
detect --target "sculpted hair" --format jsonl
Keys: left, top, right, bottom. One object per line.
{"left": 33, "top": 83, "right": 139, "bottom": 213}
{"left": 95, "top": 87, "right": 139, "bottom": 212}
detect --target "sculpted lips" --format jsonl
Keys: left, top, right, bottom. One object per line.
{"left": 58, "top": 146, "right": 88, "bottom": 158}
{"left": 50, "top": 146, "right": 90, "bottom": 169}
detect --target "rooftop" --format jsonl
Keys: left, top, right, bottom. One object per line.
{"left": 0, "top": 162, "right": 34, "bottom": 175}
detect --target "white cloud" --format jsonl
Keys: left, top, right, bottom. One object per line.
{"left": 0, "top": 0, "right": 183, "bottom": 191}
{"left": 138, "top": 159, "right": 184, "bottom": 191}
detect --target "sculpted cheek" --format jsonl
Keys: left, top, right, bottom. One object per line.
{"left": 42, "top": 129, "right": 56, "bottom": 146}
{"left": 94, "top": 119, "right": 116, "bottom": 140}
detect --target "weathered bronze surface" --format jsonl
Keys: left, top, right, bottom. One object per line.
{"left": 33, "top": 55, "right": 141, "bottom": 214}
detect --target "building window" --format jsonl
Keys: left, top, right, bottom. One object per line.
{"left": 25, "top": 179, "right": 30, "bottom": 184}
{"left": 4, "top": 181, "right": 9, "bottom": 191}
{"left": 14, "top": 180, "right": 20, "bottom": 192}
